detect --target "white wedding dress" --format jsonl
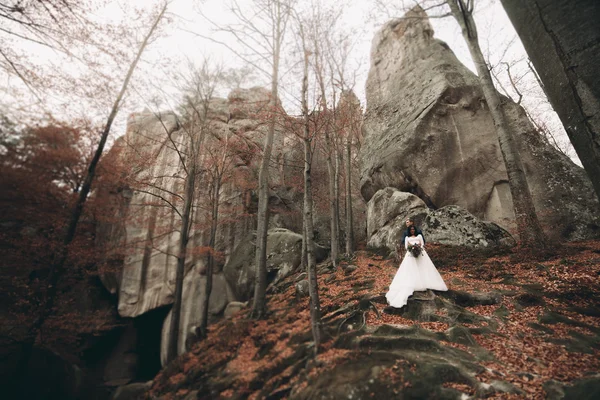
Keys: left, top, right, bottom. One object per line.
{"left": 385, "top": 234, "right": 448, "bottom": 308}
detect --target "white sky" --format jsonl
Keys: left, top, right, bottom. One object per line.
{"left": 1, "top": 0, "right": 577, "bottom": 161}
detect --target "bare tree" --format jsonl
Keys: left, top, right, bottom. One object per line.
{"left": 296, "top": 15, "right": 322, "bottom": 353}
{"left": 337, "top": 91, "right": 362, "bottom": 255}
{"left": 0, "top": 0, "right": 163, "bottom": 124}
{"left": 166, "top": 60, "right": 224, "bottom": 362}
{"left": 16, "top": 0, "right": 168, "bottom": 380}
{"left": 0, "top": 1, "right": 85, "bottom": 90}
{"left": 198, "top": 0, "right": 292, "bottom": 318}
{"left": 123, "top": 58, "right": 225, "bottom": 362}
{"left": 445, "top": 0, "right": 547, "bottom": 248}
{"left": 500, "top": 0, "right": 600, "bottom": 201}
{"left": 198, "top": 126, "right": 237, "bottom": 338}
{"left": 307, "top": 3, "right": 343, "bottom": 267}
{"left": 483, "top": 36, "right": 576, "bottom": 160}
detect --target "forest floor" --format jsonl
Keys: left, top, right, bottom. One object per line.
{"left": 148, "top": 240, "right": 600, "bottom": 400}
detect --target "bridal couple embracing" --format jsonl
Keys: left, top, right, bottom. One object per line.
{"left": 385, "top": 218, "right": 448, "bottom": 309}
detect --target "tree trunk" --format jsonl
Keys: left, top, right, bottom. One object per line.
{"left": 301, "top": 221, "right": 308, "bottom": 270}
{"left": 16, "top": 3, "right": 167, "bottom": 381}
{"left": 304, "top": 136, "right": 322, "bottom": 354}
{"left": 167, "top": 161, "right": 196, "bottom": 363}
{"left": 345, "top": 134, "right": 354, "bottom": 255}
{"left": 447, "top": 0, "right": 547, "bottom": 248}
{"left": 252, "top": 95, "right": 275, "bottom": 319}
{"left": 500, "top": 0, "right": 600, "bottom": 202}
{"left": 301, "top": 45, "right": 321, "bottom": 353}
{"left": 325, "top": 131, "right": 340, "bottom": 265}
{"left": 334, "top": 142, "right": 341, "bottom": 250}
{"left": 200, "top": 176, "right": 220, "bottom": 337}
{"left": 252, "top": 5, "right": 284, "bottom": 318}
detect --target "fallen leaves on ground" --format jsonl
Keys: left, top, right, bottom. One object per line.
{"left": 149, "top": 240, "right": 600, "bottom": 399}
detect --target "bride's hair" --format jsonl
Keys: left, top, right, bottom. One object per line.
{"left": 408, "top": 226, "right": 417, "bottom": 236}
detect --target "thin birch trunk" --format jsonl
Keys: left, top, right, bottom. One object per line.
{"left": 200, "top": 176, "right": 220, "bottom": 337}
{"left": 300, "top": 37, "right": 321, "bottom": 353}
{"left": 167, "top": 160, "right": 196, "bottom": 363}
{"left": 345, "top": 134, "right": 354, "bottom": 254}
{"left": 313, "top": 47, "right": 340, "bottom": 267}
{"left": 252, "top": 1, "right": 286, "bottom": 318}
{"left": 334, "top": 142, "right": 341, "bottom": 251}
{"left": 447, "top": 0, "right": 547, "bottom": 248}
{"left": 324, "top": 131, "right": 340, "bottom": 266}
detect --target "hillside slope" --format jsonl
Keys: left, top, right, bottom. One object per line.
{"left": 146, "top": 241, "right": 600, "bottom": 399}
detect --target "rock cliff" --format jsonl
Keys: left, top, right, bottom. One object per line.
{"left": 98, "top": 88, "right": 280, "bottom": 319}
{"left": 360, "top": 6, "right": 600, "bottom": 241}
{"left": 96, "top": 88, "right": 340, "bottom": 365}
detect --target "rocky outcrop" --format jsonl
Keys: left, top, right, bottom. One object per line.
{"left": 366, "top": 187, "right": 427, "bottom": 238}
{"left": 367, "top": 187, "right": 514, "bottom": 250}
{"left": 360, "top": 6, "right": 600, "bottom": 241}
{"left": 224, "top": 301, "right": 247, "bottom": 319}
{"left": 95, "top": 86, "right": 354, "bottom": 374}
{"left": 96, "top": 88, "right": 285, "bottom": 319}
{"left": 228, "top": 86, "right": 274, "bottom": 120}
{"left": 223, "top": 228, "right": 329, "bottom": 301}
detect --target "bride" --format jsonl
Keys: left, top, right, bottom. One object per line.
{"left": 386, "top": 226, "right": 448, "bottom": 308}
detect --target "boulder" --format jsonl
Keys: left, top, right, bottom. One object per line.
{"left": 367, "top": 187, "right": 428, "bottom": 238}
{"left": 360, "top": 6, "right": 600, "bottom": 241}
{"left": 224, "top": 301, "right": 248, "bottom": 319}
{"left": 160, "top": 269, "right": 236, "bottom": 365}
{"left": 422, "top": 206, "right": 515, "bottom": 247}
{"left": 367, "top": 188, "right": 514, "bottom": 250}
{"left": 295, "top": 280, "right": 309, "bottom": 298}
{"left": 223, "top": 228, "right": 329, "bottom": 301}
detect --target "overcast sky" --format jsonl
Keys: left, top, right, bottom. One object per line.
{"left": 1, "top": 0, "right": 577, "bottom": 161}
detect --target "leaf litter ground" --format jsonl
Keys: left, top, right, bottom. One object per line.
{"left": 149, "top": 240, "right": 600, "bottom": 399}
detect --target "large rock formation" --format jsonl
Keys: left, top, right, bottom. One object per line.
{"left": 97, "top": 88, "right": 280, "bottom": 319}
{"left": 360, "top": 6, "right": 600, "bottom": 241}
{"left": 367, "top": 187, "right": 514, "bottom": 250}
{"left": 96, "top": 87, "right": 338, "bottom": 370}
{"left": 500, "top": 0, "right": 600, "bottom": 201}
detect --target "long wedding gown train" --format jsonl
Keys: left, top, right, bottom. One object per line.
{"left": 385, "top": 234, "right": 448, "bottom": 309}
